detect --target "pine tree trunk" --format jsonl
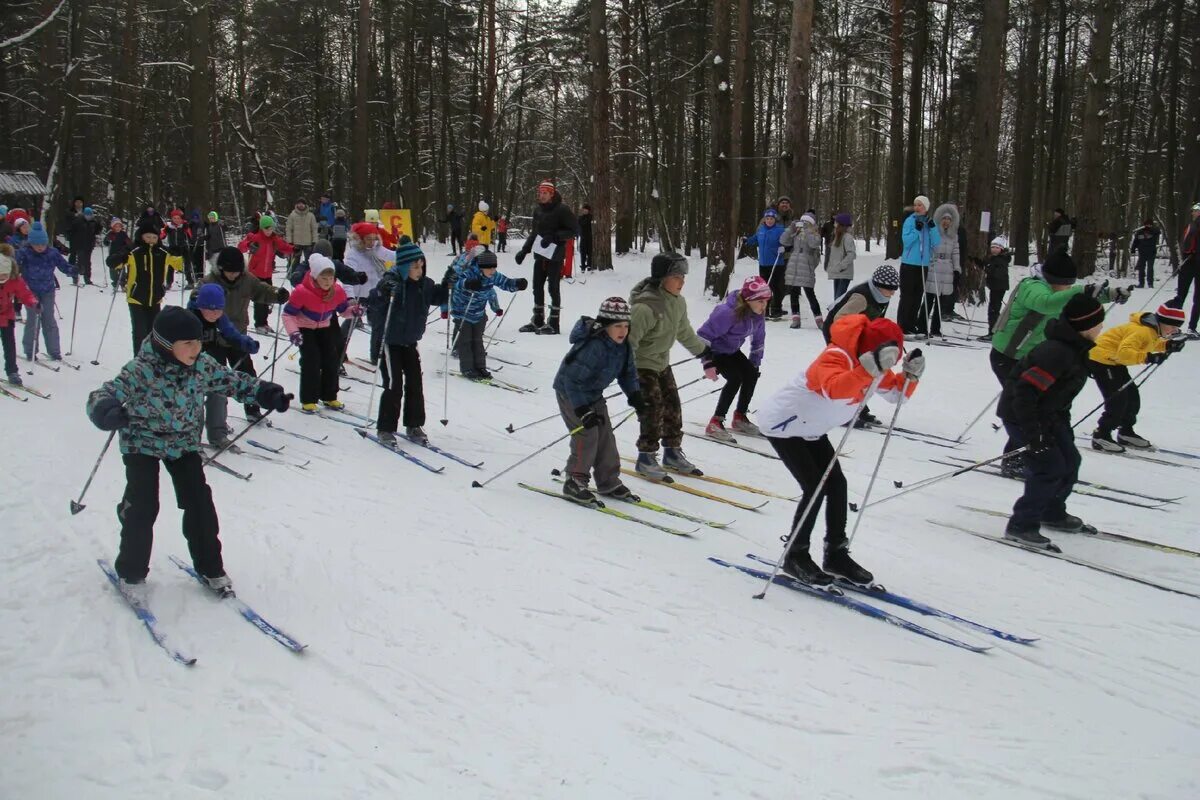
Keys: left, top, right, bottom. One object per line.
{"left": 588, "top": 0, "right": 613, "bottom": 271}
{"left": 885, "top": 0, "right": 905, "bottom": 258}
{"left": 1010, "top": 0, "right": 1047, "bottom": 266}
{"left": 1071, "top": 0, "right": 1117, "bottom": 275}
{"left": 905, "top": 0, "right": 928, "bottom": 199}
{"left": 704, "top": 0, "right": 733, "bottom": 294}
{"left": 351, "top": 0, "right": 372, "bottom": 215}
{"left": 784, "top": 0, "right": 813, "bottom": 197}
{"left": 188, "top": 0, "right": 212, "bottom": 212}
{"left": 962, "top": 0, "right": 1009, "bottom": 263}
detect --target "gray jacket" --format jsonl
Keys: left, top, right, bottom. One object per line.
{"left": 825, "top": 233, "right": 857, "bottom": 280}
{"left": 780, "top": 222, "right": 822, "bottom": 289}
{"left": 925, "top": 203, "right": 961, "bottom": 295}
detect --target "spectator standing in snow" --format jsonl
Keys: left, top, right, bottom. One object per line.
{"left": 1131, "top": 219, "right": 1160, "bottom": 289}
{"left": 441, "top": 204, "right": 466, "bottom": 255}
{"left": 577, "top": 204, "right": 593, "bottom": 271}
{"left": 66, "top": 206, "right": 102, "bottom": 285}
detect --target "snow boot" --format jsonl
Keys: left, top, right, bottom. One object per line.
{"left": 601, "top": 483, "right": 640, "bottom": 503}
{"left": 705, "top": 416, "right": 736, "bottom": 442}
{"left": 377, "top": 430, "right": 398, "bottom": 447}
{"left": 405, "top": 426, "right": 429, "bottom": 446}
{"left": 731, "top": 411, "right": 761, "bottom": 437}
{"left": 322, "top": 399, "right": 345, "bottom": 410}
{"left": 461, "top": 369, "right": 483, "bottom": 380}
{"left": 477, "top": 368, "right": 494, "bottom": 380}
{"left": 562, "top": 475, "right": 598, "bottom": 504}
{"left": 1091, "top": 429, "right": 1125, "bottom": 453}
{"left": 662, "top": 446, "right": 702, "bottom": 476}
{"left": 519, "top": 306, "right": 545, "bottom": 333}
{"left": 782, "top": 548, "right": 834, "bottom": 588}
{"left": 853, "top": 407, "right": 881, "bottom": 429}
{"left": 535, "top": 324, "right": 558, "bottom": 335}
{"left": 634, "top": 451, "right": 668, "bottom": 481}
{"left": 244, "top": 405, "right": 264, "bottom": 422}
{"left": 1116, "top": 428, "right": 1153, "bottom": 450}
{"left": 823, "top": 544, "right": 874, "bottom": 587}
{"left": 1041, "top": 513, "right": 1097, "bottom": 535}
{"left": 789, "top": 314, "right": 803, "bottom": 329}
{"left": 1004, "top": 524, "right": 1055, "bottom": 549}
{"left": 6, "top": 372, "right": 21, "bottom": 386}
{"left": 205, "top": 573, "right": 235, "bottom": 598}
{"left": 300, "top": 403, "right": 319, "bottom": 413}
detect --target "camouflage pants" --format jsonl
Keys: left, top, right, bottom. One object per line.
{"left": 636, "top": 366, "right": 683, "bottom": 452}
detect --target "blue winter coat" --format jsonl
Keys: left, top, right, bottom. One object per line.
{"left": 317, "top": 201, "right": 336, "bottom": 228}
{"left": 553, "top": 317, "right": 640, "bottom": 408}
{"left": 368, "top": 265, "right": 450, "bottom": 348}
{"left": 451, "top": 263, "right": 520, "bottom": 324}
{"left": 754, "top": 222, "right": 786, "bottom": 268}
{"left": 440, "top": 251, "right": 499, "bottom": 316}
{"left": 86, "top": 340, "right": 261, "bottom": 460}
{"left": 186, "top": 299, "right": 258, "bottom": 354}
{"left": 15, "top": 245, "right": 74, "bottom": 293}
{"left": 901, "top": 213, "right": 941, "bottom": 268}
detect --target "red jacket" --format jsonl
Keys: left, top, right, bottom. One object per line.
{"left": 0, "top": 275, "right": 38, "bottom": 325}
{"left": 1182, "top": 219, "right": 1200, "bottom": 259}
{"left": 237, "top": 231, "right": 294, "bottom": 280}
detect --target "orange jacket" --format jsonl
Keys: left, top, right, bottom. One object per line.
{"left": 757, "top": 314, "right": 917, "bottom": 439}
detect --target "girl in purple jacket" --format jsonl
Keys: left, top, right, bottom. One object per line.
{"left": 697, "top": 275, "right": 771, "bottom": 441}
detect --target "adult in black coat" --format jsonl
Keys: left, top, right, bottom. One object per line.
{"left": 1130, "top": 219, "right": 1160, "bottom": 288}
{"left": 577, "top": 204, "right": 593, "bottom": 272}
{"left": 440, "top": 204, "right": 465, "bottom": 255}
{"left": 515, "top": 181, "right": 578, "bottom": 334}
{"left": 996, "top": 295, "right": 1105, "bottom": 547}
{"left": 1045, "top": 208, "right": 1074, "bottom": 255}
{"left": 66, "top": 206, "right": 103, "bottom": 285}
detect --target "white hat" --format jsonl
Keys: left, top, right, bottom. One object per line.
{"left": 478, "top": 200, "right": 490, "bottom": 213}
{"left": 990, "top": 236, "right": 1009, "bottom": 250}
{"left": 309, "top": 253, "right": 337, "bottom": 277}
{"left": 800, "top": 213, "right": 817, "bottom": 227}
{"left": 913, "top": 195, "right": 931, "bottom": 212}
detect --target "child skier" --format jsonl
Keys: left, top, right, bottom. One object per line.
{"left": 86, "top": 306, "right": 292, "bottom": 598}
{"left": 1087, "top": 303, "right": 1184, "bottom": 452}
{"left": 451, "top": 249, "right": 526, "bottom": 379}
{"left": 125, "top": 222, "right": 185, "bottom": 354}
{"left": 997, "top": 294, "right": 1106, "bottom": 547}
{"left": 105, "top": 218, "right": 132, "bottom": 290}
{"left": 553, "top": 296, "right": 645, "bottom": 503}
{"left": 203, "top": 211, "right": 226, "bottom": 268}
{"left": 161, "top": 209, "right": 193, "bottom": 290}
{"left": 441, "top": 235, "right": 489, "bottom": 356}
{"left": 0, "top": 245, "right": 38, "bottom": 384}
{"left": 779, "top": 213, "right": 824, "bottom": 329}
{"left": 757, "top": 315, "right": 923, "bottom": 586}
{"left": 977, "top": 236, "right": 1012, "bottom": 341}
{"left": 368, "top": 240, "right": 449, "bottom": 446}
{"left": 628, "top": 252, "right": 714, "bottom": 479}
{"left": 282, "top": 253, "right": 362, "bottom": 411}
{"left": 15, "top": 222, "right": 75, "bottom": 361}
{"left": 329, "top": 208, "right": 350, "bottom": 260}
{"left": 696, "top": 275, "right": 770, "bottom": 442}
{"left": 753, "top": 209, "right": 786, "bottom": 319}
{"left": 188, "top": 283, "right": 262, "bottom": 447}
{"left": 237, "top": 215, "right": 294, "bottom": 333}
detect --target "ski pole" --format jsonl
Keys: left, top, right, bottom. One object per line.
{"left": 69, "top": 430, "right": 117, "bottom": 515}
{"left": 67, "top": 280, "right": 81, "bottom": 356}
{"left": 267, "top": 302, "right": 284, "bottom": 381}
{"left": 1070, "top": 362, "right": 1160, "bottom": 431}
{"left": 954, "top": 389, "right": 1002, "bottom": 443}
{"left": 202, "top": 403, "right": 289, "bottom": 466}
{"left": 852, "top": 445, "right": 1029, "bottom": 513}
{"left": 263, "top": 341, "right": 295, "bottom": 375}
{"left": 91, "top": 271, "right": 122, "bottom": 365}
{"left": 484, "top": 291, "right": 518, "bottom": 355}
{"left": 753, "top": 371, "right": 887, "bottom": 600}
{"left": 440, "top": 290, "right": 475, "bottom": 426}
{"left": 371, "top": 290, "right": 399, "bottom": 431}
{"left": 847, "top": 375, "right": 911, "bottom": 546}
{"left": 471, "top": 424, "right": 586, "bottom": 489}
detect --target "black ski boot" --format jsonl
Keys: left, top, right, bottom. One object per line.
{"left": 854, "top": 407, "right": 881, "bottom": 428}
{"left": 1041, "top": 513, "right": 1097, "bottom": 535}
{"left": 519, "top": 306, "right": 545, "bottom": 333}
{"left": 823, "top": 544, "right": 874, "bottom": 587}
{"left": 1004, "top": 522, "right": 1058, "bottom": 550}
{"left": 562, "top": 476, "right": 598, "bottom": 505}
{"left": 601, "top": 484, "right": 641, "bottom": 503}
{"left": 782, "top": 548, "right": 835, "bottom": 588}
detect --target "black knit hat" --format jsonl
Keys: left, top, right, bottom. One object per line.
{"left": 1062, "top": 294, "right": 1104, "bottom": 332}
{"left": 135, "top": 221, "right": 160, "bottom": 242}
{"left": 476, "top": 250, "right": 498, "bottom": 269}
{"left": 215, "top": 246, "right": 245, "bottom": 273}
{"left": 650, "top": 252, "right": 688, "bottom": 280}
{"left": 1042, "top": 250, "right": 1077, "bottom": 284}
{"left": 151, "top": 306, "right": 203, "bottom": 353}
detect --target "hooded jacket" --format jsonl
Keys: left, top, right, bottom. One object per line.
{"left": 237, "top": 230, "right": 294, "bottom": 280}
{"left": 754, "top": 221, "right": 786, "bottom": 268}
{"left": 281, "top": 272, "right": 351, "bottom": 335}
{"left": 368, "top": 262, "right": 450, "bottom": 348}
{"left": 925, "top": 204, "right": 961, "bottom": 294}
{"left": 780, "top": 220, "right": 822, "bottom": 288}
{"left": 344, "top": 234, "right": 393, "bottom": 297}
{"left": 450, "top": 262, "right": 521, "bottom": 324}
{"left": 982, "top": 249, "right": 1012, "bottom": 291}
{"left": 998, "top": 318, "right": 1096, "bottom": 438}
{"left": 627, "top": 278, "right": 707, "bottom": 373}
{"left": 553, "top": 317, "right": 640, "bottom": 408}
{"left": 757, "top": 314, "right": 916, "bottom": 440}
{"left": 86, "top": 339, "right": 260, "bottom": 460}
{"left": 470, "top": 210, "right": 495, "bottom": 246}
{"left": 1088, "top": 312, "right": 1167, "bottom": 366}
{"left": 0, "top": 272, "right": 38, "bottom": 325}
{"left": 696, "top": 291, "right": 766, "bottom": 366}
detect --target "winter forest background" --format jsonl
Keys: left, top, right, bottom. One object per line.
{"left": 1, "top": 0, "right": 1197, "bottom": 296}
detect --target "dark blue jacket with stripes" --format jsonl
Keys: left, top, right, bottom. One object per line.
{"left": 997, "top": 318, "right": 1094, "bottom": 440}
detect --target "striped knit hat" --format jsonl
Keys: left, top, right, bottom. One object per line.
{"left": 596, "top": 296, "right": 631, "bottom": 325}
{"left": 1062, "top": 294, "right": 1105, "bottom": 332}
{"left": 1156, "top": 303, "right": 1186, "bottom": 327}
{"left": 394, "top": 241, "right": 425, "bottom": 270}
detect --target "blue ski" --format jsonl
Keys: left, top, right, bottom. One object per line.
{"left": 301, "top": 408, "right": 368, "bottom": 428}
{"left": 356, "top": 429, "right": 445, "bottom": 473}
{"left": 709, "top": 557, "right": 991, "bottom": 653}
{"left": 744, "top": 553, "right": 1036, "bottom": 645}
{"left": 168, "top": 556, "right": 306, "bottom": 653}
{"left": 98, "top": 559, "right": 197, "bottom": 666}
{"left": 397, "top": 433, "right": 484, "bottom": 468}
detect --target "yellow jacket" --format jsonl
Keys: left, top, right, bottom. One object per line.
{"left": 1089, "top": 312, "right": 1166, "bottom": 366}
{"left": 470, "top": 211, "right": 494, "bottom": 245}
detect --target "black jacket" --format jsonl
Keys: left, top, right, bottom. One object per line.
{"left": 441, "top": 208, "right": 465, "bottom": 235}
{"left": 1131, "top": 225, "right": 1160, "bottom": 259}
{"left": 519, "top": 195, "right": 577, "bottom": 267}
{"left": 577, "top": 212, "right": 593, "bottom": 246}
{"left": 368, "top": 269, "right": 450, "bottom": 349}
{"left": 982, "top": 251, "right": 1012, "bottom": 291}
{"left": 822, "top": 281, "right": 890, "bottom": 343}
{"left": 997, "top": 318, "right": 1094, "bottom": 439}
{"left": 66, "top": 215, "right": 103, "bottom": 251}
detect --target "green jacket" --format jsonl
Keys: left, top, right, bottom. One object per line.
{"left": 628, "top": 278, "right": 707, "bottom": 373}
{"left": 991, "top": 277, "right": 1083, "bottom": 360}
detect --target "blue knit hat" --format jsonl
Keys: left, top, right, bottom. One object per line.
{"left": 195, "top": 283, "right": 226, "bottom": 311}
{"left": 394, "top": 241, "right": 425, "bottom": 269}
{"left": 27, "top": 222, "right": 49, "bottom": 246}
{"left": 83, "top": 206, "right": 94, "bottom": 217}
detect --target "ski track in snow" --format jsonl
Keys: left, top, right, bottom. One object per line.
{"left": 2, "top": 248, "right": 1198, "bottom": 799}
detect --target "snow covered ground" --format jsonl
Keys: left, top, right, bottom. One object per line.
{"left": 3, "top": 243, "right": 1198, "bottom": 799}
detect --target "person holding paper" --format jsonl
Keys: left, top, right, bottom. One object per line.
{"left": 516, "top": 180, "right": 578, "bottom": 335}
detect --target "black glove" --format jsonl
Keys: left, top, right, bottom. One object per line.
{"left": 354, "top": 271, "right": 369, "bottom": 285}
{"left": 464, "top": 278, "right": 483, "bottom": 291}
{"left": 275, "top": 287, "right": 290, "bottom": 303}
{"left": 914, "top": 219, "right": 924, "bottom": 231}
{"left": 255, "top": 382, "right": 293, "bottom": 413}
{"left": 628, "top": 391, "right": 647, "bottom": 414}
{"left": 514, "top": 251, "right": 527, "bottom": 265}
{"left": 1166, "top": 338, "right": 1186, "bottom": 354}
{"left": 1146, "top": 352, "right": 1168, "bottom": 365}
{"left": 89, "top": 396, "right": 129, "bottom": 431}
{"left": 575, "top": 405, "right": 603, "bottom": 429}
{"left": 1084, "top": 280, "right": 1109, "bottom": 300}
{"left": 515, "top": 278, "right": 529, "bottom": 291}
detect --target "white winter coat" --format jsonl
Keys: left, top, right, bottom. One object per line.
{"left": 925, "top": 203, "right": 960, "bottom": 295}
{"left": 344, "top": 239, "right": 394, "bottom": 298}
